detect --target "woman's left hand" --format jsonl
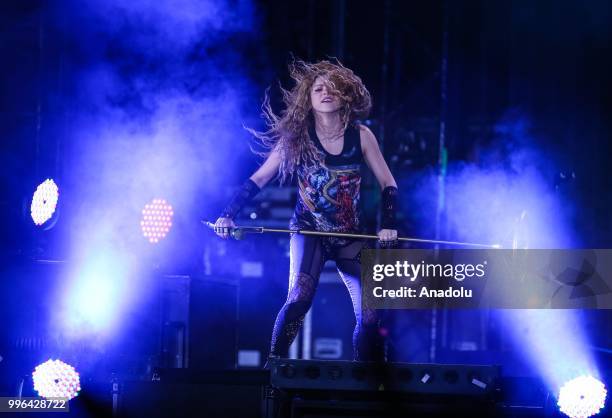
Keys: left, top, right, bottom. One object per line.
{"left": 378, "top": 228, "right": 398, "bottom": 244}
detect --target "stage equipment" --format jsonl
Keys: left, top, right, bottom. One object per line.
{"left": 268, "top": 358, "right": 500, "bottom": 395}
{"left": 263, "top": 359, "right": 507, "bottom": 417}
{"left": 114, "top": 369, "right": 267, "bottom": 418}
{"left": 32, "top": 359, "right": 81, "bottom": 400}
{"left": 202, "top": 221, "right": 500, "bottom": 249}
{"left": 557, "top": 375, "right": 607, "bottom": 418}
{"left": 112, "top": 364, "right": 556, "bottom": 418}
{"left": 141, "top": 198, "right": 173, "bottom": 243}
{"left": 188, "top": 277, "right": 238, "bottom": 370}
{"left": 30, "top": 178, "right": 59, "bottom": 227}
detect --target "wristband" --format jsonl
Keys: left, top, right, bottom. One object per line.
{"left": 220, "top": 179, "right": 261, "bottom": 219}
{"left": 380, "top": 186, "right": 398, "bottom": 230}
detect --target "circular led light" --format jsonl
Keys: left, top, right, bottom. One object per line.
{"left": 31, "top": 179, "right": 59, "bottom": 226}
{"left": 140, "top": 198, "right": 174, "bottom": 243}
{"left": 558, "top": 375, "right": 607, "bottom": 418}
{"left": 32, "top": 359, "right": 81, "bottom": 400}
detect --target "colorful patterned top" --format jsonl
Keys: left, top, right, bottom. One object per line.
{"left": 290, "top": 123, "right": 363, "bottom": 238}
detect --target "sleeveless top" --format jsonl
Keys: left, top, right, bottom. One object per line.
{"left": 290, "top": 123, "right": 363, "bottom": 237}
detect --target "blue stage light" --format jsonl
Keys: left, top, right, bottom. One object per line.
{"left": 30, "top": 179, "right": 59, "bottom": 227}
{"left": 62, "top": 254, "right": 128, "bottom": 335}
{"left": 558, "top": 375, "right": 607, "bottom": 418}
{"left": 32, "top": 359, "right": 81, "bottom": 400}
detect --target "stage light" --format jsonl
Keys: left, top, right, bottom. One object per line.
{"left": 30, "top": 179, "right": 59, "bottom": 227}
{"left": 32, "top": 359, "right": 81, "bottom": 400}
{"left": 140, "top": 198, "right": 174, "bottom": 243}
{"left": 62, "top": 252, "right": 128, "bottom": 336}
{"left": 558, "top": 375, "right": 607, "bottom": 418}
{"left": 499, "top": 310, "right": 598, "bottom": 398}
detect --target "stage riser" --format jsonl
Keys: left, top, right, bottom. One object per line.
{"left": 270, "top": 359, "right": 500, "bottom": 396}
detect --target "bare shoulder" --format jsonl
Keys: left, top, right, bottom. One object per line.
{"left": 358, "top": 123, "right": 379, "bottom": 153}
{"left": 358, "top": 123, "right": 375, "bottom": 136}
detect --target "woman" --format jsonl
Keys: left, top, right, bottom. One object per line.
{"left": 215, "top": 59, "right": 398, "bottom": 362}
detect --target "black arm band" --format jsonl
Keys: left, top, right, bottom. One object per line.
{"left": 220, "top": 179, "right": 261, "bottom": 219}
{"left": 380, "top": 186, "right": 398, "bottom": 230}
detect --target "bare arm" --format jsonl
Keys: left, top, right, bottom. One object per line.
{"left": 249, "top": 147, "right": 281, "bottom": 188}
{"left": 360, "top": 125, "right": 397, "bottom": 189}
{"left": 215, "top": 148, "right": 280, "bottom": 238}
{"left": 360, "top": 125, "right": 398, "bottom": 242}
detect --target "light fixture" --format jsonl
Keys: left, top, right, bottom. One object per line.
{"left": 32, "top": 359, "right": 81, "bottom": 400}
{"left": 30, "top": 179, "right": 59, "bottom": 227}
{"left": 140, "top": 198, "right": 174, "bottom": 243}
{"left": 558, "top": 375, "right": 607, "bottom": 418}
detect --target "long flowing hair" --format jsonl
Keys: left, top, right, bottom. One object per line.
{"left": 248, "top": 59, "right": 372, "bottom": 183}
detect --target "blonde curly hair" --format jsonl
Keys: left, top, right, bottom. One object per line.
{"left": 248, "top": 59, "right": 372, "bottom": 183}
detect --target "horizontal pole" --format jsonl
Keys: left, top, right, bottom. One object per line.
{"left": 203, "top": 221, "right": 500, "bottom": 249}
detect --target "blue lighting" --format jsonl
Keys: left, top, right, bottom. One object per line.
{"left": 60, "top": 253, "right": 129, "bottom": 336}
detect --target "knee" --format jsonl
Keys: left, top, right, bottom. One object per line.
{"left": 287, "top": 272, "right": 317, "bottom": 304}
{"left": 280, "top": 299, "right": 311, "bottom": 319}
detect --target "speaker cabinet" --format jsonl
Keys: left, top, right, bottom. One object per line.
{"left": 188, "top": 277, "right": 238, "bottom": 370}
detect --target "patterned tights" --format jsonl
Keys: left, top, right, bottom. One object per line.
{"left": 269, "top": 234, "right": 385, "bottom": 361}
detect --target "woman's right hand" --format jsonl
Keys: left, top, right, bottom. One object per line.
{"left": 214, "top": 217, "right": 236, "bottom": 239}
